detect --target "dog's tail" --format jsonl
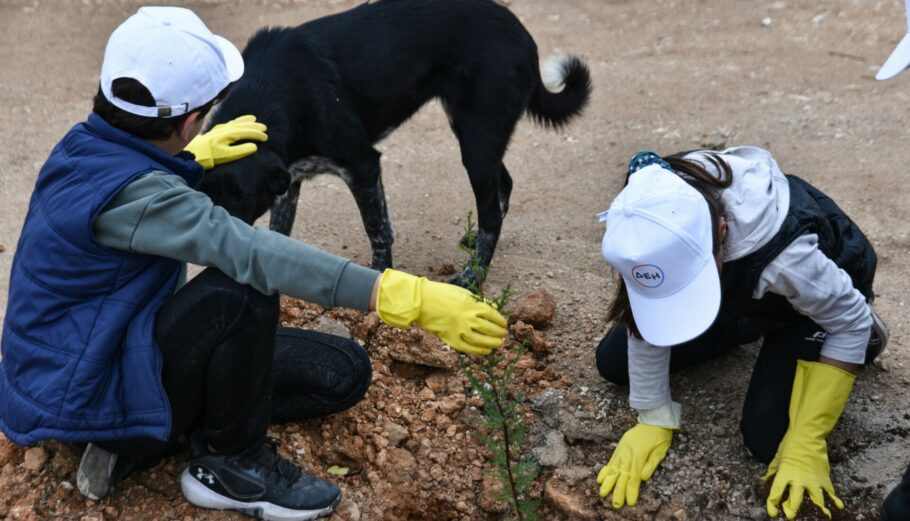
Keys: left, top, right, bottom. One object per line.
{"left": 528, "top": 55, "right": 592, "bottom": 129}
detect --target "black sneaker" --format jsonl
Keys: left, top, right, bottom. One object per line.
{"left": 180, "top": 432, "right": 340, "bottom": 521}
{"left": 76, "top": 443, "right": 145, "bottom": 500}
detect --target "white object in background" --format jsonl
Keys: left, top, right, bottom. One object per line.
{"left": 876, "top": 0, "right": 910, "bottom": 80}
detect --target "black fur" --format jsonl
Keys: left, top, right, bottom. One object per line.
{"left": 201, "top": 0, "right": 592, "bottom": 285}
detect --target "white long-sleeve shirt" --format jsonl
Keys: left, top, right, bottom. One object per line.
{"left": 624, "top": 146, "right": 871, "bottom": 428}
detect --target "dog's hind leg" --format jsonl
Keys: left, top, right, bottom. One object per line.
{"left": 269, "top": 157, "right": 345, "bottom": 236}
{"left": 344, "top": 149, "right": 395, "bottom": 271}
{"left": 270, "top": 180, "right": 301, "bottom": 236}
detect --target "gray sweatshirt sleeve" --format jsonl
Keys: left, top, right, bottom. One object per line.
{"left": 91, "top": 172, "right": 379, "bottom": 310}
{"left": 755, "top": 234, "right": 871, "bottom": 365}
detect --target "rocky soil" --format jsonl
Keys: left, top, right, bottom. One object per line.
{"left": 0, "top": 287, "right": 895, "bottom": 520}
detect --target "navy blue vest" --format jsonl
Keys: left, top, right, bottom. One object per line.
{"left": 0, "top": 113, "right": 204, "bottom": 445}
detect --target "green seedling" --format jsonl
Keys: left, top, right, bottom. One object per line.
{"left": 458, "top": 212, "right": 539, "bottom": 521}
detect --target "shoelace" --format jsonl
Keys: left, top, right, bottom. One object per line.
{"left": 246, "top": 437, "right": 303, "bottom": 485}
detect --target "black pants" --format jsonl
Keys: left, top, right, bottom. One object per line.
{"left": 100, "top": 268, "right": 372, "bottom": 457}
{"left": 595, "top": 317, "right": 830, "bottom": 464}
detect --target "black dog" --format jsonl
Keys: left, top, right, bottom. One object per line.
{"left": 202, "top": 0, "right": 591, "bottom": 285}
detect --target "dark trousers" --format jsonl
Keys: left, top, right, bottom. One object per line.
{"left": 595, "top": 317, "right": 829, "bottom": 464}
{"left": 100, "top": 268, "right": 372, "bottom": 457}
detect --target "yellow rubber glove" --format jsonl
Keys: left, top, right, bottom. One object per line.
{"left": 596, "top": 423, "right": 673, "bottom": 509}
{"left": 184, "top": 115, "right": 268, "bottom": 169}
{"left": 764, "top": 361, "right": 855, "bottom": 519}
{"left": 375, "top": 269, "right": 508, "bottom": 355}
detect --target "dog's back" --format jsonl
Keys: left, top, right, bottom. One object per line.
{"left": 215, "top": 0, "right": 586, "bottom": 156}
{"left": 300, "top": 0, "right": 541, "bottom": 140}
{"left": 207, "top": 0, "right": 591, "bottom": 283}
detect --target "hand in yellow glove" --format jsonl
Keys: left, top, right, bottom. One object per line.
{"left": 597, "top": 423, "right": 672, "bottom": 509}
{"left": 185, "top": 115, "right": 268, "bottom": 169}
{"left": 375, "top": 269, "right": 507, "bottom": 355}
{"left": 764, "top": 361, "right": 855, "bottom": 519}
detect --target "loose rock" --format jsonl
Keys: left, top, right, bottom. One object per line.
{"left": 555, "top": 465, "right": 593, "bottom": 484}
{"left": 544, "top": 479, "right": 598, "bottom": 520}
{"left": 510, "top": 289, "right": 557, "bottom": 328}
{"left": 560, "top": 411, "right": 611, "bottom": 444}
{"left": 511, "top": 321, "right": 554, "bottom": 356}
{"left": 425, "top": 371, "right": 448, "bottom": 394}
{"left": 337, "top": 497, "right": 362, "bottom": 521}
{"left": 530, "top": 389, "right": 565, "bottom": 428}
{"left": 377, "top": 448, "right": 417, "bottom": 485}
{"left": 350, "top": 312, "right": 381, "bottom": 340}
{"left": 385, "top": 328, "right": 458, "bottom": 370}
{"left": 532, "top": 431, "right": 568, "bottom": 467}
{"left": 437, "top": 395, "right": 466, "bottom": 416}
{"left": 22, "top": 447, "right": 48, "bottom": 472}
{"left": 310, "top": 315, "right": 352, "bottom": 339}
{"left": 383, "top": 422, "right": 409, "bottom": 446}
{"left": 9, "top": 500, "right": 39, "bottom": 521}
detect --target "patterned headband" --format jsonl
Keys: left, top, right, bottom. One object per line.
{"left": 628, "top": 150, "right": 672, "bottom": 176}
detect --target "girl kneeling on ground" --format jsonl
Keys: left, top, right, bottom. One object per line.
{"left": 594, "top": 147, "right": 887, "bottom": 519}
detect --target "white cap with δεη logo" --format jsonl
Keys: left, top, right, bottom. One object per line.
{"left": 598, "top": 164, "right": 721, "bottom": 347}
{"left": 100, "top": 6, "right": 244, "bottom": 118}
{"left": 877, "top": 0, "right": 910, "bottom": 80}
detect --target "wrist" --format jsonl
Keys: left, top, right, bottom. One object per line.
{"left": 369, "top": 275, "right": 380, "bottom": 311}
{"left": 637, "top": 401, "right": 681, "bottom": 430}
{"left": 375, "top": 269, "right": 422, "bottom": 328}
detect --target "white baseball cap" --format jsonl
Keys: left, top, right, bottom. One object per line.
{"left": 599, "top": 165, "right": 721, "bottom": 347}
{"left": 100, "top": 6, "right": 243, "bottom": 117}
{"left": 877, "top": 0, "right": 910, "bottom": 80}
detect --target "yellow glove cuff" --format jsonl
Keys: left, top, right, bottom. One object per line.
{"left": 375, "top": 269, "right": 423, "bottom": 329}
{"left": 184, "top": 136, "right": 214, "bottom": 169}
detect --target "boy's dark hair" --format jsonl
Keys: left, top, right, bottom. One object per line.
{"left": 606, "top": 152, "right": 733, "bottom": 340}
{"left": 92, "top": 78, "right": 227, "bottom": 140}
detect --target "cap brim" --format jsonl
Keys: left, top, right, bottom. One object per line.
{"left": 214, "top": 34, "right": 244, "bottom": 82}
{"left": 625, "top": 258, "right": 721, "bottom": 347}
{"left": 877, "top": 33, "right": 910, "bottom": 80}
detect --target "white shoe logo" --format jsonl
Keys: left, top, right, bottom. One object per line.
{"left": 196, "top": 468, "right": 215, "bottom": 485}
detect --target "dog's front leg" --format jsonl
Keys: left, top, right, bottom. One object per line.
{"left": 270, "top": 179, "right": 301, "bottom": 236}
{"left": 450, "top": 153, "right": 505, "bottom": 289}
{"left": 345, "top": 156, "right": 394, "bottom": 270}
{"left": 450, "top": 192, "right": 502, "bottom": 289}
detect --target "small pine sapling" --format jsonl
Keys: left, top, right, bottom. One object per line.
{"left": 458, "top": 212, "right": 540, "bottom": 521}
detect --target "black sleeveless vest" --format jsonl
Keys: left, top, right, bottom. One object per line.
{"left": 719, "top": 175, "right": 876, "bottom": 330}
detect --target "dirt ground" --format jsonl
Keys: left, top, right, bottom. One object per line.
{"left": 2, "top": 0, "right": 910, "bottom": 519}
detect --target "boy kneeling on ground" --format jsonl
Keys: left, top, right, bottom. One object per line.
{"left": 0, "top": 7, "right": 506, "bottom": 521}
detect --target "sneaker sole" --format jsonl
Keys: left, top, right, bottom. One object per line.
{"left": 872, "top": 308, "right": 890, "bottom": 357}
{"left": 77, "top": 444, "right": 117, "bottom": 501}
{"left": 180, "top": 468, "right": 338, "bottom": 521}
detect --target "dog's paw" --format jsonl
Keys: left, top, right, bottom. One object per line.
{"left": 370, "top": 249, "right": 393, "bottom": 272}
{"left": 449, "top": 267, "right": 484, "bottom": 291}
